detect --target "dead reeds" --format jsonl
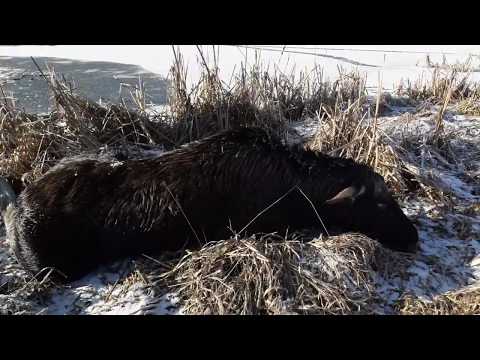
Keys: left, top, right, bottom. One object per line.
{"left": 398, "top": 286, "right": 480, "bottom": 315}
{"left": 306, "top": 93, "right": 407, "bottom": 194}
{"left": 150, "top": 232, "right": 399, "bottom": 315}
{"left": 396, "top": 66, "right": 480, "bottom": 109}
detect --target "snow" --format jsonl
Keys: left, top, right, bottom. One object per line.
{"left": 45, "top": 278, "right": 180, "bottom": 315}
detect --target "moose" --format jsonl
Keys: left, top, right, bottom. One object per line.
{"left": 0, "top": 127, "right": 418, "bottom": 282}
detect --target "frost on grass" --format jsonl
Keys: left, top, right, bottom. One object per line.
{"left": 151, "top": 232, "right": 395, "bottom": 315}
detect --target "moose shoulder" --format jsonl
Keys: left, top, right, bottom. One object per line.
{"left": 1, "top": 127, "right": 418, "bottom": 282}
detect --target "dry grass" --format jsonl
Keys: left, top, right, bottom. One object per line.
{"left": 455, "top": 89, "right": 480, "bottom": 116}
{"left": 306, "top": 96, "right": 407, "bottom": 194}
{"left": 398, "top": 287, "right": 480, "bottom": 315}
{"left": 396, "top": 66, "right": 480, "bottom": 110}
{"left": 167, "top": 48, "right": 371, "bottom": 143}
{"left": 0, "top": 69, "right": 181, "bottom": 191}
{"left": 147, "top": 232, "right": 409, "bottom": 315}
{"left": 423, "top": 54, "right": 480, "bottom": 73}
{"left": 0, "top": 256, "right": 58, "bottom": 315}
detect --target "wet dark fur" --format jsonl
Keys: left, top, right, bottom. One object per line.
{"left": 3, "top": 127, "right": 418, "bottom": 282}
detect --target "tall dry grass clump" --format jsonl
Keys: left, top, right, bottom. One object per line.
{"left": 167, "top": 47, "right": 371, "bottom": 144}
{"left": 455, "top": 86, "right": 480, "bottom": 115}
{"left": 395, "top": 60, "right": 480, "bottom": 122}
{"left": 398, "top": 286, "right": 480, "bottom": 315}
{"left": 302, "top": 66, "right": 370, "bottom": 114}
{"left": 152, "top": 232, "right": 395, "bottom": 315}
{"left": 0, "top": 102, "right": 54, "bottom": 190}
{"left": 396, "top": 66, "right": 480, "bottom": 110}
{"left": 423, "top": 54, "right": 480, "bottom": 73}
{"left": 306, "top": 87, "right": 407, "bottom": 194}
{"left": 0, "top": 70, "right": 176, "bottom": 191}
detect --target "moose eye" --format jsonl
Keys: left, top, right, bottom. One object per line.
{"left": 377, "top": 202, "right": 388, "bottom": 210}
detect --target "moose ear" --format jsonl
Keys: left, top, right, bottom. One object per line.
{"left": 324, "top": 185, "right": 366, "bottom": 206}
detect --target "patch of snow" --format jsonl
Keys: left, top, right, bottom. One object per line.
{"left": 110, "top": 161, "right": 124, "bottom": 168}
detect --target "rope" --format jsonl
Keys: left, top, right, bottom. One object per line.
{"left": 235, "top": 45, "right": 470, "bottom": 56}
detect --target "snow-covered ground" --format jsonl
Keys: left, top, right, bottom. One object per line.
{"left": 375, "top": 113, "right": 480, "bottom": 311}
{"left": 0, "top": 234, "right": 184, "bottom": 315}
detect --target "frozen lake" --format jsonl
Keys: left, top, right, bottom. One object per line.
{"left": 0, "top": 56, "right": 168, "bottom": 113}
